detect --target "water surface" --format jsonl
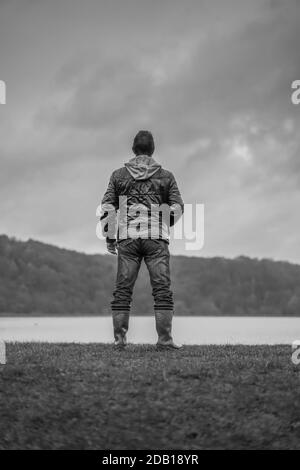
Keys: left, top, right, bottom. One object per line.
{"left": 1, "top": 316, "right": 300, "bottom": 344}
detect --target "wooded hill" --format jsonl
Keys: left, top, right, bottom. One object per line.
{"left": 1, "top": 234, "right": 300, "bottom": 316}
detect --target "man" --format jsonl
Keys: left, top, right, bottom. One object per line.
{"left": 100, "top": 130, "right": 184, "bottom": 349}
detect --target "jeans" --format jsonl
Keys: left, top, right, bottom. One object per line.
{"left": 111, "top": 238, "right": 173, "bottom": 312}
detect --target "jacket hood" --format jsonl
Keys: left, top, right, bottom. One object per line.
{"left": 124, "top": 155, "right": 161, "bottom": 180}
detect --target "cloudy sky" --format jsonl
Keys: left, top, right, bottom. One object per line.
{"left": 0, "top": 0, "right": 300, "bottom": 262}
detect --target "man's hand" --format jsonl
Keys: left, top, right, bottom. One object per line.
{"left": 106, "top": 239, "right": 117, "bottom": 255}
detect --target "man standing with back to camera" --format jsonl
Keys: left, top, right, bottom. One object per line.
{"left": 100, "top": 131, "right": 184, "bottom": 349}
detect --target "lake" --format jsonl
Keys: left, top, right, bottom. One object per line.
{"left": 1, "top": 316, "right": 300, "bottom": 344}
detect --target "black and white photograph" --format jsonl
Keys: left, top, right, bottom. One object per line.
{"left": 1, "top": 0, "right": 300, "bottom": 454}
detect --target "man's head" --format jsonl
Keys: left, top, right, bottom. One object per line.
{"left": 132, "top": 130, "right": 155, "bottom": 156}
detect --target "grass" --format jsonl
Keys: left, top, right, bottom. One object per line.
{"left": 0, "top": 343, "right": 300, "bottom": 449}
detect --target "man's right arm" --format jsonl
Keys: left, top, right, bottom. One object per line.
{"left": 100, "top": 171, "right": 119, "bottom": 244}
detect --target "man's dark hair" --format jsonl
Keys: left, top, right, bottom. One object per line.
{"left": 132, "top": 130, "right": 155, "bottom": 156}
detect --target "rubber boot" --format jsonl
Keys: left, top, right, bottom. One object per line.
{"left": 112, "top": 310, "right": 129, "bottom": 348}
{"left": 155, "top": 310, "right": 182, "bottom": 349}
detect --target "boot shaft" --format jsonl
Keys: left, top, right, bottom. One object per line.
{"left": 155, "top": 310, "right": 181, "bottom": 349}
{"left": 112, "top": 310, "right": 129, "bottom": 346}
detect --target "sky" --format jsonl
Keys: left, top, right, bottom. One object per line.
{"left": 0, "top": 0, "right": 300, "bottom": 262}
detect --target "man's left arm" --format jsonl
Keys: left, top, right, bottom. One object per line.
{"left": 168, "top": 173, "right": 184, "bottom": 227}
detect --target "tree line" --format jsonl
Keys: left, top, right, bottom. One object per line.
{"left": 0, "top": 234, "right": 300, "bottom": 316}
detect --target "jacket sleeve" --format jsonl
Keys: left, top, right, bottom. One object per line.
{"left": 168, "top": 173, "right": 184, "bottom": 227}
{"left": 100, "top": 172, "right": 119, "bottom": 241}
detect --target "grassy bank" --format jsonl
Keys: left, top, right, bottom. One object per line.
{"left": 0, "top": 344, "right": 300, "bottom": 449}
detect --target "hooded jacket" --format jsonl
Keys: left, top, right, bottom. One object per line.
{"left": 100, "top": 155, "right": 184, "bottom": 241}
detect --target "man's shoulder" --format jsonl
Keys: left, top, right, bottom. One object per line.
{"left": 110, "top": 166, "right": 175, "bottom": 180}
{"left": 111, "top": 167, "right": 128, "bottom": 179}
{"left": 159, "top": 167, "right": 175, "bottom": 180}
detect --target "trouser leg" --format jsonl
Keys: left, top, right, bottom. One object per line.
{"left": 144, "top": 240, "right": 181, "bottom": 349}
{"left": 111, "top": 240, "right": 141, "bottom": 345}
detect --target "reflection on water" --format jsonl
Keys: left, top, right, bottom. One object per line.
{"left": 1, "top": 316, "right": 300, "bottom": 344}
